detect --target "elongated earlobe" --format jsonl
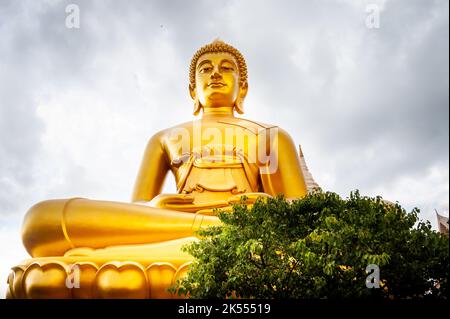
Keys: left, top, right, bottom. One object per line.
{"left": 235, "top": 81, "right": 248, "bottom": 114}
{"left": 189, "top": 84, "right": 202, "bottom": 116}
{"left": 235, "top": 98, "right": 244, "bottom": 114}
{"left": 193, "top": 98, "right": 202, "bottom": 116}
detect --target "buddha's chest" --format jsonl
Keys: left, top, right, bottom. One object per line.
{"left": 168, "top": 144, "right": 261, "bottom": 197}
{"left": 162, "top": 119, "right": 275, "bottom": 197}
{"left": 164, "top": 121, "right": 265, "bottom": 167}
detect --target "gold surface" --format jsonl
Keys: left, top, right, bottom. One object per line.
{"left": 7, "top": 40, "right": 308, "bottom": 298}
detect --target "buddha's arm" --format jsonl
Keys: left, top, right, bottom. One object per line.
{"left": 260, "top": 128, "right": 308, "bottom": 199}
{"left": 132, "top": 132, "right": 170, "bottom": 202}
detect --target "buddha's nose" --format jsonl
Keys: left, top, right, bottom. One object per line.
{"left": 210, "top": 70, "right": 222, "bottom": 80}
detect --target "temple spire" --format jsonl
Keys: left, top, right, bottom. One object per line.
{"left": 436, "top": 210, "right": 449, "bottom": 236}
{"left": 299, "top": 145, "right": 321, "bottom": 193}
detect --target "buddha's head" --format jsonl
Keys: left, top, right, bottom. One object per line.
{"left": 189, "top": 39, "right": 248, "bottom": 115}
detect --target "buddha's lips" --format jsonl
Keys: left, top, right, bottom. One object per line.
{"left": 208, "top": 82, "right": 226, "bottom": 87}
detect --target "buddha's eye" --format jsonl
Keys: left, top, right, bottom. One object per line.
{"left": 200, "top": 67, "right": 213, "bottom": 73}
{"left": 221, "top": 66, "right": 234, "bottom": 72}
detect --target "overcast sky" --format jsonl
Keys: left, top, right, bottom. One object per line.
{"left": 0, "top": 0, "right": 448, "bottom": 298}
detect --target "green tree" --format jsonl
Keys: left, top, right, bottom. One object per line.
{"left": 174, "top": 191, "right": 449, "bottom": 299}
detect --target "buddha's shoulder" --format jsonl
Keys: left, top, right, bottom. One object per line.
{"left": 222, "top": 117, "right": 276, "bottom": 129}
{"left": 153, "top": 119, "right": 274, "bottom": 133}
{"left": 149, "top": 118, "right": 292, "bottom": 139}
{"left": 233, "top": 119, "right": 297, "bottom": 144}
{"left": 192, "top": 117, "right": 274, "bottom": 135}
{"left": 224, "top": 117, "right": 294, "bottom": 136}
{"left": 151, "top": 121, "right": 194, "bottom": 137}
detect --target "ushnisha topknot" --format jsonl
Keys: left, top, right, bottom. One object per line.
{"left": 189, "top": 39, "right": 248, "bottom": 89}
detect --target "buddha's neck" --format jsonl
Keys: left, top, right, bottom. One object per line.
{"left": 202, "top": 106, "right": 235, "bottom": 119}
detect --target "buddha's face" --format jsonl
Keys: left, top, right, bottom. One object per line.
{"left": 193, "top": 52, "right": 240, "bottom": 109}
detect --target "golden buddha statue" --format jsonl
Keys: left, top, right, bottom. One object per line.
{"left": 6, "top": 40, "right": 308, "bottom": 299}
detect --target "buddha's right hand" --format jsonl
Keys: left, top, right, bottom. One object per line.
{"left": 147, "top": 193, "right": 195, "bottom": 206}
{"left": 226, "top": 192, "right": 272, "bottom": 205}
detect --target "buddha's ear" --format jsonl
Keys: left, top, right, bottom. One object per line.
{"left": 240, "top": 81, "right": 248, "bottom": 98}
{"left": 189, "top": 84, "right": 196, "bottom": 100}
{"left": 189, "top": 84, "right": 202, "bottom": 116}
{"left": 235, "top": 81, "right": 248, "bottom": 114}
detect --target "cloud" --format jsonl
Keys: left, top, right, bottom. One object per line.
{"left": 0, "top": 216, "right": 27, "bottom": 299}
